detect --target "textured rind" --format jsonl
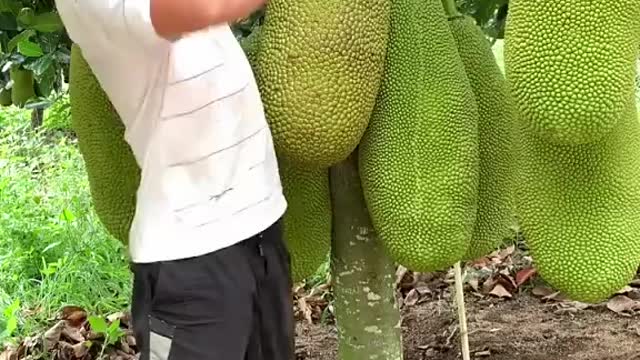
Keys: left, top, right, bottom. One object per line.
{"left": 515, "top": 99, "right": 640, "bottom": 303}
{"left": 504, "top": 0, "right": 640, "bottom": 145}
{"left": 242, "top": 31, "right": 331, "bottom": 282}
{"left": 10, "top": 67, "right": 35, "bottom": 107}
{"left": 359, "top": 0, "right": 479, "bottom": 272}
{"left": 279, "top": 159, "right": 332, "bottom": 283}
{"left": 448, "top": 16, "right": 516, "bottom": 261}
{"left": 69, "top": 44, "right": 140, "bottom": 244}
{"left": 254, "top": 0, "right": 391, "bottom": 167}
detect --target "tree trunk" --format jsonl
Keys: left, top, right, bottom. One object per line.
{"left": 329, "top": 150, "right": 404, "bottom": 360}
{"left": 31, "top": 108, "right": 43, "bottom": 129}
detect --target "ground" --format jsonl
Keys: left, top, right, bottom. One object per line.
{"left": 296, "top": 291, "right": 640, "bottom": 360}
{"left": 293, "top": 245, "right": 640, "bottom": 360}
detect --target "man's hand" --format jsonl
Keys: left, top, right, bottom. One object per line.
{"left": 150, "top": 0, "right": 266, "bottom": 40}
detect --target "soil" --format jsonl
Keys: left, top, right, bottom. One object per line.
{"left": 294, "top": 292, "right": 640, "bottom": 360}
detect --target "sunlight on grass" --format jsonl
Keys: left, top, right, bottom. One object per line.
{"left": 0, "top": 107, "right": 131, "bottom": 343}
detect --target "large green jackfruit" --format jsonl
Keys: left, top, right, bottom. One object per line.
{"left": 504, "top": 0, "right": 640, "bottom": 145}
{"left": 242, "top": 29, "right": 332, "bottom": 282}
{"left": 254, "top": 0, "right": 390, "bottom": 167}
{"left": 447, "top": 15, "right": 516, "bottom": 261}
{"left": 359, "top": 0, "right": 479, "bottom": 272}
{"left": 10, "top": 67, "right": 36, "bottom": 108}
{"left": 279, "top": 159, "right": 332, "bottom": 283}
{"left": 515, "top": 96, "right": 640, "bottom": 303}
{"left": 69, "top": 44, "right": 140, "bottom": 244}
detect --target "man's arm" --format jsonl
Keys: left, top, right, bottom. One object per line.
{"left": 149, "top": 0, "right": 266, "bottom": 40}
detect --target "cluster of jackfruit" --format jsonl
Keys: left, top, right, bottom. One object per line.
{"left": 504, "top": 0, "right": 640, "bottom": 303}
{"left": 246, "top": 0, "right": 516, "bottom": 281}
{"left": 68, "top": 0, "right": 640, "bottom": 301}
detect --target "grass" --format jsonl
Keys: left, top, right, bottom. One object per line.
{"left": 0, "top": 103, "right": 132, "bottom": 345}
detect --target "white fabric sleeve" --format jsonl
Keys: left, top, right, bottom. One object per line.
{"left": 80, "top": 0, "right": 169, "bottom": 49}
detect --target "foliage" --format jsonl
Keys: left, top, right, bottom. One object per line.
{"left": 42, "top": 92, "right": 70, "bottom": 131}
{"left": 0, "top": 0, "right": 70, "bottom": 110}
{"left": 457, "top": 0, "right": 509, "bottom": 40}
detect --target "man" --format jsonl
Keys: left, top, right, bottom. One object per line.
{"left": 54, "top": 1, "right": 295, "bottom": 359}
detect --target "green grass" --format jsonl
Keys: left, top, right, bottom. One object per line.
{"left": 0, "top": 105, "right": 131, "bottom": 344}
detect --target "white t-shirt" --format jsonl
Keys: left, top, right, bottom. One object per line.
{"left": 55, "top": 0, "right": 288, "bottom": 263}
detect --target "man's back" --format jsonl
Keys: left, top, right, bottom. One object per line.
{"left": 56, "top": 0, "right": 287, "bottom": 263}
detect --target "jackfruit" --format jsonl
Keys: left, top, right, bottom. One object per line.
{"left": 254, "top": 0, "right": 390, "bottom": 167}
{"left": 279, "top": 159, "right": 332, "bottom": 282}
{"left": 447, "top": 15, "right": 516, "bottom": 261}
{"left": 359, "top": 0, "right": 479, "bottom": 272}
{"left": 69, "top": 44, "right": 140, "bottom": 244}
{"left": 10, "top": 67, "right": 36, "bottom": 107}
{"left": 515, "top": 97, "right": 640, "bottom": 303}
{"left": 241, "top": 29, "right": 332, "bottom": 282}
{"left": 504, "top": 0, "right": 640, "bottom": 145}
{"left": 0, "top": 87, "right": 11, "bottom": 106}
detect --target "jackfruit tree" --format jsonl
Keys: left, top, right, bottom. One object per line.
{"left": 0, "top": 0, "right": 71, "bottom": 127}
{"left": 63, "top": 0, "right": 640, "bottom": 358}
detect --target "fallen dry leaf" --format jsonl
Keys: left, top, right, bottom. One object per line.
{"left": 60, "top": 306, "right": 87, "bottom": 328}
{"left": 404, "top": 288, "right": 420, "bottom": 306}
{"left": 72, "top": 341, "right": 89, "bottom": 358}
{"left": 607, "top": 295, "right": 640, "bottom": 316}
{"left": 615, "top": 286, "right": 635, "bottom": 295}
{"left": 515, "top": 267, "right": 537, "bottom": 287}
{"left": 297, "top": 297, "right": 313, "bottom": 324}
{"left": 0, "top": 349, "right": 15, "bottom": 360}
{"left": 495, "top": 273, "right": 517, "bottom": 293}
{"left": 531, "top": 285, "right": 554, "bottom": 297}
{"left": 489, "top": 284, "right": 512, "bottom": 298}
{"left": 43, "top": 320, "right": 66, "bottom": 351}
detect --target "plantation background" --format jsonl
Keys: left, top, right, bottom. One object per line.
{"left": 0, "top": 2, "right": 640, "bottom": 358}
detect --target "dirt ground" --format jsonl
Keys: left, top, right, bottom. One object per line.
{"left": 294, "top": 292, "right": 640, "bottom": 360}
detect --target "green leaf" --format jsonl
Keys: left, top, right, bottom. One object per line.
{"left": 17, "top": 39, "right": 43, "bottom": 57}
{"left": 88, "top": 316, "right": 108, "bottom": 334}
{"left": 23, "top": 51, "right": 52, "bottom": 75}
{"left": 7, "top": 29, "right": 35, "bottom": 52}
{"left": 0, "top": 0, "right": 22, "bottom": 15}
{"left": 0, "top": 13, "right": 18, "bottom": 31}
{"left": 30, "top": 11, "right": 63, "bottom": 32}
{"left": 16, "top": 7, "right": 34, "bottom": 27}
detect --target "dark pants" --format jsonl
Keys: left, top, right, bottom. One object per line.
{"left": 129, "top": 219, "right": 295, "bottom": 360}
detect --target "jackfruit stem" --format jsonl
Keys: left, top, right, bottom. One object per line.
{"left": 329, "top": 149, "right": 404, "bottom": 360}
{"left": 441, "top": 0, "right": 461, "bottom": 18}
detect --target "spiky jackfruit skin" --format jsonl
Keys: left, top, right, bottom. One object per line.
{"left": 69, "top": 44, "right": 140, "bottom": 244}
{"left": 515, "top": 98, "right": 640, "bottom": 303}
{"left": 242, "top": 30, "right": 331, "bottom": 282}
{"left": 504, "top": 0, "right": 640, "bottom": 145}
{"left": 10, "top": 67, "right": 35, "bottom": 107}
{"left": 279, "top": 159, "right": 332, "bottom": 282}
{"left": 253, "top": 0, "right": 390, "bottom": 167}
{"left": 359, "top": 0, "right": 479, "bottom": 272}
{"left": 448, "top": 16, "right": 516, "bottom": 261}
